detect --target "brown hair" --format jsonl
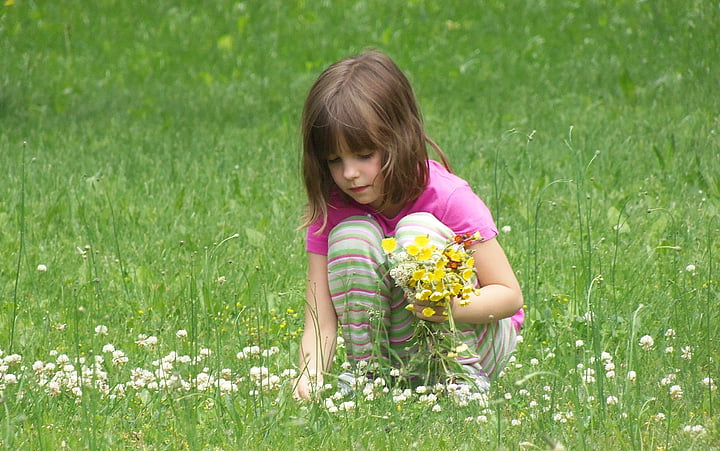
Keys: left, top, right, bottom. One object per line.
{"left": 300, "top": 50, "right": 451, "bottom": 230}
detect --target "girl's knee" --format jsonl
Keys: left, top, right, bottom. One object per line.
{"left": 328, "top": 216, "right": 383, "bottom": 258}
{"left": 394, "top": 212, "right": 453, "bottom": 246}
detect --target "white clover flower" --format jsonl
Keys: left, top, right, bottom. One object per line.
{"left": 680, "top": 346, "right": 693, "bottom": 360}
{"left": 176, "top": 329, "right": 188, "bottom": 339}
{"left": 600, "top": 351, "right": 613, "bottom": 362}
{"left": 217, "top": 276, "right": 226, "bottom": 284}
{"left": 501, "top": 225, "right": 512, "bottom": 233}
{"left": 682, "top": 424, "right": 706, "bottom": 438}
{"left": 684, "top": 264, "right": 696, "bottom": 273}
{"left": 638, "top": 335, "right": 655, "bottom": 350}
{"left": 575, "top": 340, "right": 584, "bottom": 348}
{"left": 701, "top": 377, "right": 717, "bottom": 390}
{"left": 431, "top": 404, "right": 442, "bottom": 412}
{"left": 102, "top": 344, "right": 115, "bottom": 353}
{"left": 37, "top": 264, "right": 47, "bottom": 272}
{"left": 627, "top": 371, "right": 637, "bottom": 382}
{"left": 581, "top": 368, "right": 596, "bottom": 384}
{"left": 664, "top": 329, "right": 676, "bottom": 338}
{"left": 665, "top": 346, "right": 674, "bottom": 354}
{"left": 510, "top": 418, "right": 521, "bottom": 426}
{"left": 653, "top": 412, "right": 666, "bottom": 422}
{"left": 94, "top": 325, "right": 108, "bottom": 336}
{"left": 669, "top": 384, "right": 683, "bottom": 400}
{"left": 516, "top": 335, "right": 523, "bottom": 343}
{"left": 606, "top": 395, "right": 618, "bottom": 405}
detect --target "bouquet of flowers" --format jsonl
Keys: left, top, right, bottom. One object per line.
{"left": 381, "top": 232, "right": 482, "bottom": 382}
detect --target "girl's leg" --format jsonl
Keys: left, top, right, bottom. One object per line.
{"left": 327, "top": 216, "right": 407, "bottom": 368}
{"left": 394, "top": 212, "right": 518, "bottom": 380}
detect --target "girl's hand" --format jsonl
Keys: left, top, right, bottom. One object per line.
{"left": 293, "top": 373, "right": 323, "bottom": 401}
{"left": 411, "top": 299, "right": 449, "bottom": 323}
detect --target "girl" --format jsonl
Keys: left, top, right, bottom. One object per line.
{"left": 295, "top": 50, "right": 524, "bottom": 400}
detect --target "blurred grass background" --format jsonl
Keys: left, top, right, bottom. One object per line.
{"left": 0, "top": 0, "right": 718, "bottom": 449}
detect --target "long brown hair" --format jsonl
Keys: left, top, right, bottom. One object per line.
{"left": 300, "top": 50, "right": 451, "bottom": 230}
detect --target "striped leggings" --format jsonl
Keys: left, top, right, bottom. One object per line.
{"left": 328, "top": 212, "right": 519, "bottom": 379}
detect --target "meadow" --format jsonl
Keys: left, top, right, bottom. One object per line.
{"left": 0, "top": 0, "right": 718, "bottom": 449}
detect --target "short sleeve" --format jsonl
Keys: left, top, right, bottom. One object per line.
{"left": 439, "top": 183, "right": 498, "bottom": 242}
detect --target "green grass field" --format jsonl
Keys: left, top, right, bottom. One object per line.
{"left": 1, "top": 0, "right": 718, "bottom": 449}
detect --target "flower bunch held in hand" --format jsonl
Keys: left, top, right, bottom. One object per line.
{"left": 381, "top": 232, "right": 481, "bottom": 320}
{"left": 381, "top": 232, "right": 483, "bottom": 384}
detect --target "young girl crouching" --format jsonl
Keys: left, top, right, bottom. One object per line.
{"left": 294, "top": 50, "right": 524, "bottom": 400}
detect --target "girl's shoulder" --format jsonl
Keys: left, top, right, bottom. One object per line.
{"left": 425, "top": 159, "right": 472, "bottom": 198}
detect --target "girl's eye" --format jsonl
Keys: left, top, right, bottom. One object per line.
{"left": 357, "top": 152, "right": 375, "bottom": 160}
{"left": 327, "top": 157, "right": 340, "bottom": 165}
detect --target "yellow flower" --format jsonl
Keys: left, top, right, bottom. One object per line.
{"left": 455, "top": 343, "right": 469, "bottom": 353}
{"left": 412, "top": 269, "right": 426, "bottom": 281}
{"left": 417, "top": 245, "right": 434, "bottom": 261}
{"left": 462, "top": 267, "right": 474, "bottom": 281}
{"left": 450, "top": 283, "right": 463, "bottom": 295}
{"left": 466, "top": 257, "right": 475, "bottom": 267}
{"left": 382, "top": 237, "right": 397, "bottom": 253}
{"left": 414, "top": 235, "right": 431, "bottom": 247}
{"left": 429, "top": 268, "right": 445, "bottom": 282}
{"left": 406, "top": 244, "right": 420, "bottom": 256}
{"left": 415, "top": 289, "right": 432, "bottom": 301}
{"left": 430, "top": 291, "right": 445, "bottom": 302}
{"left": 422, "top": 307, "right": 436, "bottom": 317}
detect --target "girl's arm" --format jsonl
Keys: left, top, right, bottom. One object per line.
{"left": 411, "top": 237, "right": 523, "bottom": 324}
{"left": 295, "top": 252, "right": 338, "bottom": 399}
{"left": 452, "top": 237, "right": 523, "bottom": 323}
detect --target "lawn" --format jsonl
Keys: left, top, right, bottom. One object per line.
{"left": 1, "top": 0, "right": 718, "bottom": 449}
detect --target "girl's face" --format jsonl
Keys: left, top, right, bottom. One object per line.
{"left": 326, "top": 148, "right": 386, "bottom": 212}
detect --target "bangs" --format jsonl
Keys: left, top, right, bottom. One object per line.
{"left": 309, "top": 94, "right": 386, "bottom": 159}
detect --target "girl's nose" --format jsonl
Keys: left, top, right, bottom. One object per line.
{"left": 343, "top": 161, "right": 359, "bottom": 179}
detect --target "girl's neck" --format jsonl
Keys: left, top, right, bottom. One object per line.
{"left": 376, "top": 201, "right": 405, "bottom": 219}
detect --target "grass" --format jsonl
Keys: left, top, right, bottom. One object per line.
{"left": 1, "top": 0, "right": 719, "bottom": 449}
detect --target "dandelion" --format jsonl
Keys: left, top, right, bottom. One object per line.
{"left": 638, "top": 335, "right": 655, "bottom": 350}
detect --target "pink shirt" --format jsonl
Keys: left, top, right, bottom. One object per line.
{"left": 306, "top": 160, "right": 498, "bottom": 255}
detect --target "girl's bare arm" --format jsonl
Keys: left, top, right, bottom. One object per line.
{"left": 296, "top": 252, "right": 338, "bottom": 398}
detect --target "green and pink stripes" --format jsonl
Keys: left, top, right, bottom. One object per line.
{"left": 327, "top": 213, "right": 517, "bottom": 379}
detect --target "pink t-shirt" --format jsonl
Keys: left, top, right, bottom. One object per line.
{"left": 306, "top": 160, "right": 498, "bottom": 255}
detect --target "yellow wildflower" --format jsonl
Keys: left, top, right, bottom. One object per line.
{"left": 414, "top": 235, "right": 431, "bottom": 247}
{"left": 381, "top": 237, "right": 397, "bottom": 253}
{"left": 422, "top": 307, "right": 436, "bottom": 317}
{"left": 417, "top": 245, "right": 434, "bottom": 261}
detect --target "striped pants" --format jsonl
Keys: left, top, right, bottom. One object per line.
{"left": 328, "top": 212, "right": 519, "bottom": 379}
